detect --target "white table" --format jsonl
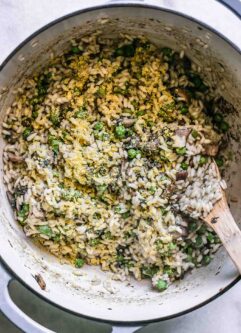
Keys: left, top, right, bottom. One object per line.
{"left": 0, "top": 1, "right": 241, "bottom": 332}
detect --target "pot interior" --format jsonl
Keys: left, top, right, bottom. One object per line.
{"left": 0, "top": 5, "right": 241, "bottom": 323}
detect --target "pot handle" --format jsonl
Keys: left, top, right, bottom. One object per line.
{"left": 0, "top": 262, "right": 54, "bottom": 333}
{"left": 0, "top": 263, "right": 143, "bottom": 333}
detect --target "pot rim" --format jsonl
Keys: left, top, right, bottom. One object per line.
{"left": 0, "top": 2, "right": 240, "bottom": 325}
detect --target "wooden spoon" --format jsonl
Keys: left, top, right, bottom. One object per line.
{"left": 205, "top": 162, "right": 241, "bottom": 273}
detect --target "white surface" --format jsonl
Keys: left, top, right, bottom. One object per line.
{"left": 0, "top": 1, "right": 241, "bottom": 332}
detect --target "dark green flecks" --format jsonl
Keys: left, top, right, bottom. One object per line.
{"left": 194, "top": 235, "right": 203, "bottom": 248}
{"left": 219, "top": 121, "right": 229, "bottom": 133}
{"left": 114, "top": 43, "right": 135, "bottom": 57}
{"left": 48, "top": 135, "right": 60, "bottom": 155}
{"left": 75, "top": 258, "right": 85, "bottom": 268}
{"left": 89, "top": 238, "right": 101, "bottom": 246}
{"left": 22, "top": 127, "right": 32, "bottom": 140}
{"left": 71, "top": 46, "right": 83, "bottom": 54}
{"left": 17, "top": 203, "right": 29, "bottom": 224}
{"left": 215, "top": 157, "right": 224, "bottom": 167}
{"left": 142, "top": 265, "right": 159, "bottom": 278}
{"left": 74, "top": 106, "right": 88, "bottom": 119}
{"left": 202, "top": 255, "right": 211, "bottom": 266}
{"left": 49, "top": 112, "right": 60, "bottom": 127}
{"left": 155, "top": 279, "right": 168, "bottom": 292}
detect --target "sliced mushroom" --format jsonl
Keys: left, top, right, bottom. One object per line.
{"left": 175, "top": 88, "right": 190, "bottom": 103}
{"left": 203, "top": 143, "right": 219, "bottom": 157}
{"left": 175, "top": 127, "right": 191, "bottom": 138}
{"left": 176, "top": 171, "right": 188, "bottom": 181}
{"left": 34, "top": 274, "right": 46, "bottom": 290}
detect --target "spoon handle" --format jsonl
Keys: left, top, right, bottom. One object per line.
{"left": 207, "top": 206, "right": 241, "bottom": 274}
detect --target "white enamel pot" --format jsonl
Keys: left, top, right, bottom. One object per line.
{"left": 1, "top": 1, "right": 241, "bottom": 332}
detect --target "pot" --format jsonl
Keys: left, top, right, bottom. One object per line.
{"left": 1, "top": 1, "right": 241, "bottom": 332}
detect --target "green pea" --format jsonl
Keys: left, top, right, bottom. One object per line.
{"left": 199, "top": 156, "right": 208, "bottom": 166}
{"left": 22, "top": 127, "right": 32, "bottom": 140}
{"left": 219, "top": 121, "right": 229, "bottom": 133}
{"left": 207, "top": 232, "right": 214, "bottom": 243}
{"left": 75, "top": 258, "right": 85, "bottom": 268}
{"left": 94, "top": 122, "right": 104, "bottom": 131}
{"left": 115, "top": 125, "right": 126, "bottom": 139}
{"left": 188, "top": 221, "right": 197, "bottom": 232}
{"left": 156, "top": 279, "right": 168, "bottom": 292}
{"left": 71, "top": 46, "right": 82, "bottom": 54}
{"left": 213, "top": 113, "right": 223, "bottom": 123}
{"left": 197, "top": 224, "right": 207, "bottom": 234}
{"left": 38, "top": 225, "right": 52, "bottom": 237}
{"left": 180, "top": 105, "right": 189, "bottom": 115}
{"left": 168, "top": 242, "right": 177, "bottom": 251}
{"left": 191, "top": 130, "right": 199, "bottom": 139}
{"left": 194, "top": 235, "right": 203, "bottom": 248}
{"left": 215, "top": 157, "right": 224, "bottom": 167}
{"left": 181, "top": 162, "right": 188, "bottom": 170}
{"left": 202, "top": 255, "right": 211, "bottom": 266}
{"left": 176, "top": 147, "right": 187, "bottom": 155}
{"left": 128, "top": 148, "right": 139, "bottom": 159}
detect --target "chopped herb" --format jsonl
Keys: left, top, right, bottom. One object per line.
{"left": 194, "top": 235, "right": 203, "bottom": 248}
{"left": 89, "top": 238, "right": 100, "bottom": 246}
{"left": 71, "top": 46, "right": 82, "bottom": 54}
{"left": 142, "top": 265, "right": 159, "bottom": 278}
{"left": 191, "top": 130, "right": 199, "bottom": 139}
{"left": 74, "top": 106, "right": 87, "bottom": 119}
{"left": 22, "top": 127, "right": 32, "bottom": 140}
{"left": 94, "top": 122, "right": 104, "bottom": 131}
{"left": 176, "top": 147, "right": 187, "bottom": 155}
{"left": 213, "top": 113, "right": 223, "bottom": 123}
{"left": 38, "top": 225, "right": 52, "bottom": 237}
{"left": 96, "top": 87, "right": 106, "bottom": 97}
{"left": 202, "top": 255, "right": 211, "bottom": 266}
{"left": 114, "top": 44, "right": 135, "bottom": 57}
{"left": 49, "top": 112, "right": 60, "bottom": 126}
{"left": 17, "top": 203, "right": 29, "bottom": 224}
{"left": 181, "top": 162, "right": 188, "bottom": 170}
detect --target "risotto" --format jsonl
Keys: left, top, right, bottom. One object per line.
{"left": 2, "top": 34, "right": 230, "bottom": 291}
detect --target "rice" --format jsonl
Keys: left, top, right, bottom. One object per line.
{"left": 2, "top": 34, "right": 230, "bottom": 292}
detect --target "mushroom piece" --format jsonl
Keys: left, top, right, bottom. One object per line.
{"left": 203, "top": 143, "right": 219, "bottom": 157}
{"left": 122, "top": 118, "right": 136, "bottom": 127}
{"left": 7, "top": 153, "right": 23, "bottom": 163}
{"left": 176, "top": 171, "right": 188, "bottom": 181}
{"left": 175, "top": 88, "right": 190, "bottom": 103}
{"left": 174, "top": 127, "right": 191, "bottom": 148}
